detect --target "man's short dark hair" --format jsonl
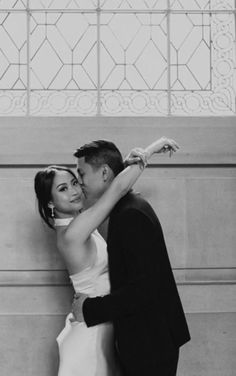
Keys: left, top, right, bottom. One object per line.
{"left": 74, "top": 140, "right": 124, "bottom": 176}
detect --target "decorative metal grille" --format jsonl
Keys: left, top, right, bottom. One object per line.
{"left": 0, "top": 0, "right": 235, "bottom": 116}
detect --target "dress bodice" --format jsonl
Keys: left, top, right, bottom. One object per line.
{"left": 69, "top": 230, "right": 110, "bottom": 297}
{"left": 57, "top": 230, "right": 122, "bottom": 376}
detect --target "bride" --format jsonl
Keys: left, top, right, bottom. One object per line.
{"left": 34, "top": 137, "right": 178, "bottom": 376}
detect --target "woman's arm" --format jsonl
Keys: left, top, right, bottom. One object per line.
{"left": 64, "top": 137, "right": 179, "bottom": 244}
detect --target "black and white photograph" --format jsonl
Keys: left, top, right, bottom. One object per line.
{"left": 0, "top": 1, "right": 235, "bottom": 375}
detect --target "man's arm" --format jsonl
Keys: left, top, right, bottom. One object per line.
{"left": 81, "top": 208, "right": 165, "bottom": 326}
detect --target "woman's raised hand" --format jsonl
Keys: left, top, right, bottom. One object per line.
{"left": 145, "top": 137, "right": 179, "bottom": 158}
{"left": 124, "top": 137, "right": 179, "bottom": 168}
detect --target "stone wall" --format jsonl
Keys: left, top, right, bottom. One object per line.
{"left": 0, "top": 116, "right": 235, "bottom": 376}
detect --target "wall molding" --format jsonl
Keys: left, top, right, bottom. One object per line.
{"left": 1, "top": 116, "right": 236, "bottom": 164}
{"left": 0, "top": 268, "right": 235, "bottom": 286}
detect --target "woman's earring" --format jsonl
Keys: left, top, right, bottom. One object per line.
{"left": 51, "top": 206, "right": 55, "bottom": 218}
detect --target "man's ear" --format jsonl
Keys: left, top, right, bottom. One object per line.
{"left": 102, "top": 165, "right": 110, "bottom": 182}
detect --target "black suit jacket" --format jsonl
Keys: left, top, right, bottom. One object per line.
{"left": 83, "top": 191, "right": 190, "bottom": 375}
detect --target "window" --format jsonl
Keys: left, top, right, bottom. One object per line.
{"left": 0, "top": 0, "right": 235, "bottom": 116}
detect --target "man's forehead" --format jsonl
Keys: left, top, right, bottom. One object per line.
{"left": 77, "top": 157, "right": 90, "bottom": 170}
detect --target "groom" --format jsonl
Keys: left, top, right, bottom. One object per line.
{"left": 72, "top": 139, "right": 190, "bottom": 376}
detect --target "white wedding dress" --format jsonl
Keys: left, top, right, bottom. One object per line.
{"left": 56, "top": 230, "right": 122, "bottom": 376}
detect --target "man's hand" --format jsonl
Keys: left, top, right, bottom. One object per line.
{"left": 71, "top": 293, "right": 88, "bottom": 323}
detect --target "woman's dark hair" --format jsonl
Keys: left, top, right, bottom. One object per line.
{"left": 34, "top": 165, "right": 77, "bottom": 229}
{"left": 74, "top": 140, "right": 124, "bottom": 176}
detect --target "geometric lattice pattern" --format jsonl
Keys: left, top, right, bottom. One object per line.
{"left": 0, "top": 0, "right": 235, "bottom": 115}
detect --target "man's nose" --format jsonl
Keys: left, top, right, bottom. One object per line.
{"left": 77, "top": 175, "right": 83, "bottom": 185}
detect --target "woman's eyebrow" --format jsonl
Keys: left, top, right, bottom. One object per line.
{"left": 56, "top": 183, "right": 67, "bottom": 189}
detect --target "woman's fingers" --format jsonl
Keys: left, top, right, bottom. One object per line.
{"left": 164, "top": 139, "right": 179, "bottom": 152}
{"left": 161, "top": 139, "right": 179, "bottom": 157}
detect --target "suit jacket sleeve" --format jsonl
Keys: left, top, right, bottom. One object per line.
{"left": 83, "top": 208, "right": 164, "bottom": 327}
